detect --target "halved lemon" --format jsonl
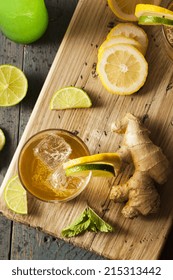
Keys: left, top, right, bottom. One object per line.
{"left": 0, "top": 65, "right": 28, "bottom": 106}
{"left": 4, "top": 175, "right": 27, "bottom": 214}
{"left": 135, "top": 4, "right": 173, "bottom": 20}
{"left": 0, "top": 128, "right": 5, "bottom": 151}
{"left": 107, "top": 0, "right": 161, "bottom": 21}
{"left": 97, "top": 44, "right": 148, "bottom": 95}
{"left": 63, "top": 152, "right": 121, "bottom": 171}
{"left": 50, "top": 86, "right": 92, "bottom": 110}
{"left": 65, "top": 163, "right": 115, "bottom": 177}
{"left": 98, "top": 35, "right": 144, "bottom": 56}
{"left": 107, "top": 23, "right": 148, "bottom": 55}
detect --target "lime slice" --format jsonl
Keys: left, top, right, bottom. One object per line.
{"left": 63, "top": 153, "right": 121, "bottom": 171}
{"left": 4, "top": 175, "right": 27, "bottom": 214}
{"left": 0, "top": 128, "right": 5, "bottom": 151}
{"left": 135, "top": 4, "right": 173, "bottom": 20}
{"left": 50, "top": 87, "right": 92, "bottom": 110}
{"left": 138, "top": 15, "right": 173, "bottom": 26}
{"left": 65, "top": 163, "right": 115, "bottom": 177}
{"left": 0, "top": 65, "right": 28, "bottom": 106}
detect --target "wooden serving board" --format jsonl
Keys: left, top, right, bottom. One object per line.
{"left": 0, "top": 0, "right": 173, "bottom": 260}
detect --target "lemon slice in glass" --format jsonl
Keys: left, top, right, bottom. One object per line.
{"left": 135, "top": 4, "right": 173, "bottom": 20}
{"left": 107, "top": 23, "right": 148, "bottom": 55}
{"left": 65, "top": 163, "right": 115, "bottom": 177}
{"left": 97, "top": 44, "right": 148, "bottom": 95}
{"left": 0, "top": 128, "right": 5, "bottom": 151}
{"left": 107, "top": 0, "right": 161, "bottom": 21}
{"left": 0, "top": 65, "right": 28, "bottom": 106}
{"left": 50, "top": 86, "right": 92, "bottom": 110}
{"left": 63, "top": 152, "right": 121, "bottom": 171}
{"left": 4, "top": 175, "right": 27, "bottom": 214}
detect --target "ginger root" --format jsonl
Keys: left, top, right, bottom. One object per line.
{"left": 110, "top": 113, "right": 169, "bottom": 218}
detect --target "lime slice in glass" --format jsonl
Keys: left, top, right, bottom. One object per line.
{"left": 65, "top": 163, "right": 115, "bottom": 177}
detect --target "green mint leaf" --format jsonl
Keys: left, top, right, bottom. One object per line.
{"left": 61, "top": 207, "right": 115, "bottom": 238}
{"left": 87, "top": 207, "right": 115, "bottom": 233}
{"left": 61, "top": 218, "right": 90, "bottom": 237}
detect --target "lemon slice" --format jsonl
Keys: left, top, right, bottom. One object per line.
{"left": 0, "top": 65, "right": 28, "bottom": 107}
{"left": 97, "top": 44, "right": 148, "bottom": 95}
{"left": 98, "top": 35, "right": 144, "bottom": 56}
{"left": 138, "top": 15, "right": 173, "bottom": 26}
{"left": 63, "top": 152, "right": 121, "bottom": 171}
{"left": 0, "top": 128, "right": 5, "bottom": 151}
{"left": 135, "top": 4, "right": 173, "bottom": 20}
{"left": 50, "top": 87, "right": 92, "bottom": 110}
{"left": 4, "top": 175, "right": 27, "bottom": 214}
{"left": 107, "top": 23, "right": 148, "bottom": 55}
{"left": 107, "top": 0, "right": 161, "bottom": 21}
{"left": 65, "top": 163, "right": 115, "bottom": 177}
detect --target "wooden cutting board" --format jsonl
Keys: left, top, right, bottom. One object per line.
{"left": 0, "top": 0, "right": 173, "bottom": 260}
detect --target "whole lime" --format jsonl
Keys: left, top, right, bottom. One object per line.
{"left": 0, "top": 0, "right": 48, "bottom": 44}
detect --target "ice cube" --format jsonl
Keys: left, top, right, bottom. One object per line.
{"left": 48, "top": 165, "right": 85, "bottom": 191}
{"left": 33, "top": 133, "right": 72, "bottom": 170}
{"left": 48, "top": 165, "right": 68, "bottom": 189}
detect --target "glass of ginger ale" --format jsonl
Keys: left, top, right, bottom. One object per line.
{"left": 162, "top": 1, "right": 173, "bottom": 61}
{"left": 18, "top": 129, "right": 91, "bottom": 202}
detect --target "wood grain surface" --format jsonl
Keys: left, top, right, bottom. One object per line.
{"left": 0, "top": 0, "right": 173, "bottom": 260}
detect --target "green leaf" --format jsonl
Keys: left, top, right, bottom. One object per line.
{"left": 61, "top": 207, "right": 115, "bottom": 238}
{"left": 87, "top": 207, "right": 115, "bottom": 232}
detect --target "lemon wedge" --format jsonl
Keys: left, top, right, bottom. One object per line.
{"left": 4, "top": 175, "right": 27, "bottom": 214}
{"left": 107, "top": 0, "right": 161, "bottom": 21}
{"left": 97, "top": 44, "right": 148, "bottom": 95}
{"left": 63, "top": 152, "right": 121, "bottom": 171}
{"left": 135, "top": 4, "right": 173, "bottom": 20}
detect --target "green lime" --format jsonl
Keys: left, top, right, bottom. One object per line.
{"left": 65, "top": 163, "right": 115, "bottom": 177}
{"left": 138, "top": 15, "right": 173, "bottom": 26}
{"left": 0, "top": 128, "right": 5, "bottom": 151}
{"left": 50, "top": 87, "right": 92, "bottom": 110}
{"left": 0, "top": 65, "right": 28, "bottom": 106}
{"left": 0, "top": 0, "right": 48, "bottom": 44}
{"left": 4, "top": 175, "right": 27, "bottom": 214}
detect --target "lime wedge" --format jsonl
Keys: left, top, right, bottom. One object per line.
{"left": 0, "top": 65, "right": 28, "bottom": 106}
{"left": 65, "top": 163, "right": 115, "bottom": 177}
{"left": 4, "top": 175, "right": 27, "bottom": 214}
{"left": 63, "top": 152, "right": 121, "bottom": 171}
{"left": 50, "top": 86, "right": 92, "bottom": 110}
{"left": 138, "top": 15, "right": 173, "bottom": 26}
{"left": 0, "top": 128, "right": 5, "bottom": 151}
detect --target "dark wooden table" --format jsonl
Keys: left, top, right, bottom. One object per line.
{"left": 0, "top": 0, "right": 173, "bottom": 260}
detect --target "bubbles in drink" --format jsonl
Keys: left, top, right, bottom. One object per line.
{"left": 33, "top": 133, "right": 72, "bottom": 170}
